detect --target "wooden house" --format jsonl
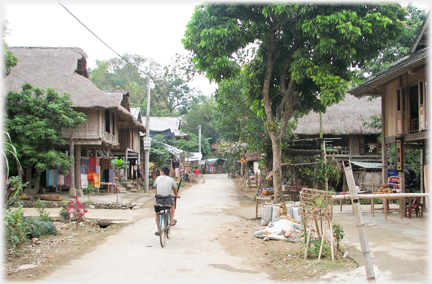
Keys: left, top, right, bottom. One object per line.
{"left": 348, "top": 13, "right": 429, "bottom": 194}
{"left": 293, "top": 95, "right": 382, "bottom": 162}
{"left": 104, "top": 91, "right": 142, "bottom": 179}
{"left": 5, "top": 47, "right": 145, "bottom": 194}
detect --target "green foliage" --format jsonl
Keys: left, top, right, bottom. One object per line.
{"left": 89, "top": 54, "right": 199, "bottom": 116}
{"left": 5, "top": 176, "right": 27, "bottom": 209}
{"left": 5, "top": 84, "right": 86, "bottom": 195}
{"left": 149, "top": 135, "right": 171, "bottom": 169}
{"left": 182, "top": 95, "right": 220, "bottom": 147}
{"left": 183, "top": 3, "right": 406, "bottom": 192}
{"left": 35, "top": 198, "right": 51, "bottom": 222}
{"left": 212, "top": 140, "right": 248, "bottom": 158}
{"left": 110, "top": 158, "right": 129, "bottom": 170}
{"left": 3, "top": 44, "right": 18, "bottom": 77}
{"left": 358, "top": 4, "right": 427, "bottom": 78}
{"left": 3, "top": 22, "right": 18, "bottom": 77}
{"left": 83, "top": 183, "right": 96, "bottom": 201}
{"left": 3, "top": 132, "right": 22, "bottom": 179}
{"left": 332, "top": 223, "right": 345, "bottom": 242}
{"left": 25, "top": 217, "right": 57, "bottom": 239}
{"left": 303, "top": 231, "right": 330, "bottom": 257}
{"left": 311, "top": 158, "right": 341, "bottom": 189}
{"left": 3, "top": 206, "right": 29, "bottom": 251}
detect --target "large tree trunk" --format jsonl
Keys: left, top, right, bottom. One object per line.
{"left": 29, "top": 169, "right": 42, "bottom": 198}
{"left": 269, "top": 132, "right": 283, "bottom": 203}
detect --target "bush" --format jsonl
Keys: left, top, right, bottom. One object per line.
{"left": 25, "top": 218, "right": 57, "bottom": 238}
{"left": 4, "top": 206, "right": 29, "bottom": 251}
{"left": 35, "top": 198, "right": 51, "bottom": 222}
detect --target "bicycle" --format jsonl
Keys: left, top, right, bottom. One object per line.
{"left": 157, "top": 196, "right": 178, "bottom": 248}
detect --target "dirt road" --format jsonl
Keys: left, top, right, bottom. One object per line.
{"left": 36, "top": 174, "right": 275, "bottom": 283}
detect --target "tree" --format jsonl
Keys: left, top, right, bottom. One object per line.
{"left": 183, "top": 3, "right": 406, "bottom": 202}
{"left": 3, "top": 21, "right": 18, "bottom": 77}
{"left": 182, "top": 95, "right": 220, "bottom": 146}
{"left": 89, "top": 54, "right": 199, "bottom": 116}
{"left": 169, "top": 133, "right": 212, "bottom": 159}
{"left": 5, "top": 84, "right": 87, "bottom": 196}
{"left": 358, "top": 4, "right": 427, "bottom": 78}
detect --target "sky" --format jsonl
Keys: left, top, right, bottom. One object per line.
{"left": 2, "top": 0, "right": 430, "bottom": 95}
{"left": 2, "top": 0, "right": 219, "bottom": 95}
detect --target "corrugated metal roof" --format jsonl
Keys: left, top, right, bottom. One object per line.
{"left": 350, "top": 161, "right": 382, "bottom": 169}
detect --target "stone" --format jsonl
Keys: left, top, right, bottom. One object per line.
{"left": 17, "top": 264, "right": 38, "bottom": 271}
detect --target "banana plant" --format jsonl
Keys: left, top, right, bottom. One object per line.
{"left": 110, "top": 158, "right": 129, "bottom": 170}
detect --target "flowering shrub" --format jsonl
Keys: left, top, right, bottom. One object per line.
{"left": 67, "top": 196, "right": 88, "bottom": 229}
{"left": 332, "top": 223, "right": 345, "bottom": 250}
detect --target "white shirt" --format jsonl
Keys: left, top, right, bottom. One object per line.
{"left": 153, "top": 175, "right": 177, "bottom": 196}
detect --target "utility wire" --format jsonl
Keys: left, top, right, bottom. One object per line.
{"left": 58, "top": 2, "right": 145, "bottom": 75}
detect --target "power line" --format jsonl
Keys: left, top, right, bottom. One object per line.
{"left": 58, "top": 2, "right": 144, "bottom": 75}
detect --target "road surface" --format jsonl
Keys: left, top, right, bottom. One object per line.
{"left": 37, "top": 174, "right": 275, "bottom": 283}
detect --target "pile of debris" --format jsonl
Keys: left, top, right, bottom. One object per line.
{"left": 254, "top": 202, "right": 303, "bottom": 242}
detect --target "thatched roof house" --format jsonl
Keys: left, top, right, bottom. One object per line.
{"left": 293, "top": 95, "right": 381, "bottom": 159}
{"left": 294, "top": 95, "right": 381, "bottom": 135}
{"left": 5, "top": 46, "right": 145, "bottom": 191}
{"left": 5, "top": 47, "right": 144, "bottom": 132}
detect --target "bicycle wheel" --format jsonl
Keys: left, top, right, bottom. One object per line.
{"left": 159, "top": 213, "right": 167, "bottom": 248}
{"left": 166, "top": 212, "right": 171, "bottom": 239}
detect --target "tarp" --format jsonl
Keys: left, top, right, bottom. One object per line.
{"left": 150, "top": 129, "right": 175, "bottom": 141}
{"left": 205, "top": 158, "right": 226, "bottom": 165}
{"left": 185, "top": 152, "right": 202, "bottom": 162}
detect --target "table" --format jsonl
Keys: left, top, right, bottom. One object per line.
{"left": 333, "top": 193, "right": 430, "bottom": 219}
{"left": 99, "top": 182, "right": 118, "bottom": 195}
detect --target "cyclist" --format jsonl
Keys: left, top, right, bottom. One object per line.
{"left": 153, "top": 167, "right": 179, "bottom": 236}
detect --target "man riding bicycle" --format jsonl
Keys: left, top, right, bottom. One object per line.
{"left": 153, "top": 167, "right": 179, "bottom": 236}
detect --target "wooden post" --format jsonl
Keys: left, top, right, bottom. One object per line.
{"left": 344, "top": 161, "right": 375, "bottom": 280}
{"left": 75, "top": 144, "right": 82, "bottom": 196}
{"left": 69, "top": 137, "right": 76, "bottom": 197}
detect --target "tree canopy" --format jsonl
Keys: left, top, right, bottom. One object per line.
{"left": 5, "top": 84, "right": 86, "bottom": 195}
{"left": 183, "top": 3, "right": 406, "bottom": 201}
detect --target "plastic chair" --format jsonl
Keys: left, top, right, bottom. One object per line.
{"left": 405, "top": 197, "right": 424, "bottom": 219}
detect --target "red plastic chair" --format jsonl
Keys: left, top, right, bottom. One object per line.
{"left": 405, "top": 197, "right": 424, "bottom": 219}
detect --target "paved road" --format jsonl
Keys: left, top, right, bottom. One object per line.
{"left": 36, "top": 174, "right": 275, "bottom": 283}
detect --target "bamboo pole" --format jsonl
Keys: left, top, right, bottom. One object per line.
{"left": 318, "top": 222, "right": 327, "bottom": 261}
{"left": 344, "top": 162, "right": 375, "bottom": 280}
{"left": 332, "top": 192, "right": 430, "bottom": 200}
{"left": 329, "top": 220, "right": 335, "bottom": 261}
{"left": 304, "top": 219, "right": 314, "bottom": 260}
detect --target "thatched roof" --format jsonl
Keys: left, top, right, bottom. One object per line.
{"left": 5, "top": 47, "right": 144, "bottom": 131}
{"left": 293, "top": 95, "right": 381, "bottom": 135}
{"left": 103, "top": 90, "right": 130, "bottom": 112}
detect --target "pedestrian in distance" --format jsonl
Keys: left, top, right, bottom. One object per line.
{"left": 153, "top": 167, "right": 179, "bottom": 236}
{"left": 201, "top": 166, "right": 206, "bottom": 183}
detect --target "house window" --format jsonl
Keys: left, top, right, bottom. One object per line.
{"left": 105, "top": 109, "right": 110, "bottom": 133}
